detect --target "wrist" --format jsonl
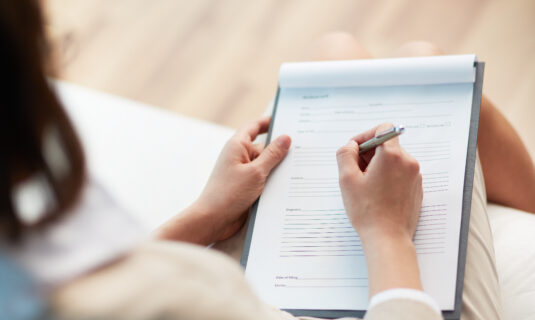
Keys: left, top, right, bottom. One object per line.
{"left": 361, "top": 233, "right": 422, "bottom": 296}
{"left": 155, "top": 201, "right": 218, "bottom": 245}
{"left": 184, "top": 200, "right": 221, "bottom": 244}
{"left": 356, "top": 222, "right": 413, "bottom": 248}
{"left": 361, "top": 232, "right": 416, "bottom": 258}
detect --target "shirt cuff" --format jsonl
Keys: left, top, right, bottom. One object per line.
{"left": 369, "top": 288, "right": 441, "bottom": 315}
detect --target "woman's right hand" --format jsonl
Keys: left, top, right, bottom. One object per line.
{"left": 336, "top": 123, "right": 423, "bottom": 242}
{"left": 336, "top": 123, "right": 424, "bottom": 295}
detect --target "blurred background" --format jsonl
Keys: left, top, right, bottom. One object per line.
{"left": 44, "top": 0, "right": 535, "bottom": 154}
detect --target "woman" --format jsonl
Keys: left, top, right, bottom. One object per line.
{"left": 2, "top": 1, "right": 535, "bottom": 319}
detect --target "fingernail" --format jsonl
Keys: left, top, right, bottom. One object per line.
{"left": 276, "top": 135, "right": 291, "bottom": 150}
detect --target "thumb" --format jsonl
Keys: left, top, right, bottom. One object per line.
{"left": 254, "top": 135, "right": 291, "bottom": 175}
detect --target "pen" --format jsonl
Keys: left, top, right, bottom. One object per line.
{"left": 358, "top": 125, "right": 405, "bottom": 154}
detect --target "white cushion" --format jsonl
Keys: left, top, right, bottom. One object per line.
{"left": 54, "top": 80, "right": 233, "bottom": 230}
{"left": 488, "top": 204, "right": 535, "bottom": 320}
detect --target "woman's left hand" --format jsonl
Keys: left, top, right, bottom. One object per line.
{"left": 156, "top": 116, "right": 291, "bottom": 244}
{"left": 195, "top": 116, "right": 291, "bottom": 241}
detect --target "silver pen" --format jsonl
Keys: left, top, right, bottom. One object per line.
{"left": 358, "top": 125, "right": 405, "bottom": 154}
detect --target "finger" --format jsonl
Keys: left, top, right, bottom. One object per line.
{"left": 336, "top": 140, "right": 363, "bottom": 183}
{"left": 350, "top": 123, "right": 395, "bottom": 169}
{"left": 358, "top": 152, "right": 373, "bottom": 172}
{"left": 249, "top": 143, "right": 264, "bottom": 160}
{"left": 237, "top": 116, "right": 271, "bottom": 141}
{"left": 254, "top": 134, "right": 291, "bottom": 175}
{"left": 349, "top": 123, "right": 384, "bottom": 144}
{"left": 374, "top": 122, "right": 400, "bottom": 151}
{"left": 417, "top": 172, "right": 423, "bottom": 201}
{"left": 400, "top": 147, "right": 416, "bottom": 163}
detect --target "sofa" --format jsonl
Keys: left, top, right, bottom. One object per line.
{"left": 55, "top": 80, "right": 535, "bottom": 320}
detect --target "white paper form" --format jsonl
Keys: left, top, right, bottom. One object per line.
{"left": 245, "top": 55, "right": 477, "bottom": 311}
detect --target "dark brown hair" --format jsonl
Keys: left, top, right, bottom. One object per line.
{"left": 0, "top": 0, "right": 85, "bottom": 239}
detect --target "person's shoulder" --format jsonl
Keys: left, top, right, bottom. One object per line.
{"left": 0, "top": 251, "right": 47, "bottom": 319}
{"left": 53, "top": 240, "right": 281, "bottom": 320}
{"left": 130, "top": 240, "right": 248, "bottom": 285}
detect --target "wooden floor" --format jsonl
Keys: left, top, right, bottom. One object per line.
{"left": 44, "top": 0, "right": 535, "bottom": 155}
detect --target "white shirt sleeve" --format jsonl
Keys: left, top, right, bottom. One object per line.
{"left": 369, "top": 288, "right": 441, "bottom": 315}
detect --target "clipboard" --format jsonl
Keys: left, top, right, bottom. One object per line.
{"left": 241, "top": 61, "right": 485, "bottom": 320}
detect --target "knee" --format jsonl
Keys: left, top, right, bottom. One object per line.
{"left": 307, "top": 31, "right": 371, "bottom": 61}
{"left": 318, "top": 31, "right": 358, "bottom": 47}
{"left": 393, "top": 41, "right": 443, "bottom": 57}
